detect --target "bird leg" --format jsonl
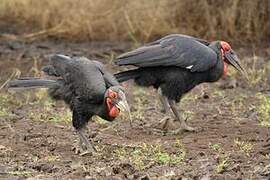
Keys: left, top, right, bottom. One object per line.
{"left": 168, "top": 100, "right": 197, "bottom": 132}
{"left": 158, "top": 88, "right": 170, "bottom": 114}
{"left": 74, "top": 127, "right": 97, "bottom": 156}
{"left": 74, "top": 137, "right": 83, "bottom": 155}
{"left": 156, "top": 88, "right": 175, "bottom": 130}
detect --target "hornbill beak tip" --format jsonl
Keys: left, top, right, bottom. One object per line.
{"left": 116, "top": 99, "right": 133, "bottom": 127}
{"left": 116, "top": 100, "right": 130, "bottom": 113}
{"left": 225, "top": 50, "right": 249, "bottom": 80}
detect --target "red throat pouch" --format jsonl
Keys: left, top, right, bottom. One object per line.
{"left": 106, "top": 98, "right": 120, "bottom": 119}
{"left": 109, "top": 106, "right": 120, "bottom": 118}
{"left": 223, "top": 61, "right": 228, "bottom": 78}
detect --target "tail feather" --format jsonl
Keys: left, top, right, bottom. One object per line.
{"left": 7, "top": 78, "right": 59, "bottom": 89}
{"left": 114, "top": 69, "right": 140, "bottom": 83}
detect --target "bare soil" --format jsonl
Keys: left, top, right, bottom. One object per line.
{"left": 0, "top": 39, "right": 269, "bottom": 180}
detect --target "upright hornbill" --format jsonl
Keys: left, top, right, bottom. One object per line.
{"left": 114, "top": 34, "right": 247, "bottom": 132}
{"left": 7, "top": 54, "right": 130, "bottom": 155}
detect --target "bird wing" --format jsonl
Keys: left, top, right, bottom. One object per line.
{"left": 115, "top": 35, "right": 217, "bottom": 72}
{"left": 48, "top": 54, "right": 106, "bottom": 102}
{"left": 145, "top": 34, "right": 210, "bottom": 46}
{"left": 93, "top": 60, "right": 120, "bottom": 88}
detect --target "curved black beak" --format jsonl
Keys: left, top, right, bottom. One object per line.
{"left": 224, "top": 50, "right": 249, "bottom": 80}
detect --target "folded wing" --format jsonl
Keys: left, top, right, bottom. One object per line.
{"left": 115, "top": 35, "right": 218, "bottom": 72}
{"left": 47, "top": 54, "right": 107, "bottom": 102}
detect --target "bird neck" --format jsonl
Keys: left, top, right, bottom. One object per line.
{"left": 221, "top": 48, "right": 228, "bottom": 78}
{"left": 206, "top": 41, "right": 226, "bottom": 82}
{"left": 223, "top": 61, "right": 228, "bottom": 78}
{"left": 205, "top": 52, "right": 224, "bottom": 82}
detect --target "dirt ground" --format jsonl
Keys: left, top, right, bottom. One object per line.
{"left": 0, "top": 39, "right": 269, "bottom": 180}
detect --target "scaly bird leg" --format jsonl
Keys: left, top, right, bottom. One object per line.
{"left": 168, "top": 100, "right": 197, "bottom": 132}
{"left": 158, "top": 88, "right": 170, "bottom": 114}
{"left": 73, "top": 136, "right": 83, "bottom": 154}
{"left": 156, "top": 88, "right": 174, "bottom": 129}
{"left": 76, "top": 128, "right": 97, "bottom": 156}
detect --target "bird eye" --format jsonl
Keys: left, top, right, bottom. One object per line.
{"left": 220, "top": 41, "right": 231, "bottom": 51}
{"left": 109, "top": 91, "right": 117, "bottom": 98}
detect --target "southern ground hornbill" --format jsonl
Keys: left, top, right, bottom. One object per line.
{"left": 7, "top": 54, "right": 130, "bottom": 155}
{"left": 114, "top": 34, "right": 247, "bottom": 133}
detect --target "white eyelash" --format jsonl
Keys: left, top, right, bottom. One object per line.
{"left": 186, "top": 65, "right": 193, "bottom": 69}
{"left": 57, "top": 54, "right": 71, "bottom": 59}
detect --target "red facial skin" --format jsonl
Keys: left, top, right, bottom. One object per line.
{"left": 220, "top": 41, "right": 231, "bottom": 51}
{"left": 106, "top": 90, "right": 120, "bottom": 118}
{"left": 220, "top": 41, "right": 231, "bottom": 77}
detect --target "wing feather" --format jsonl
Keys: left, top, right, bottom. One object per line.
{"left": 48, "top": 54, "right": 106, "bottom": 102}
{"left": 145, "top": 34, "right": 210, "bottom": 46}
{"left": 115, "top": 34, "right": 217, "bottom": 72}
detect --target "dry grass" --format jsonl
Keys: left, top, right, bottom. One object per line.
{"left": 0, "top": 0, "right": 269, "bottom": 42}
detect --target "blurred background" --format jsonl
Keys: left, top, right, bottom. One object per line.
{"left": 1, "top": 0, "right": 269, "bottom": 43}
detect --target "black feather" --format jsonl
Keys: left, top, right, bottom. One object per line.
{"left": 8, "top": 54, "right": 124, "bottom": 130}
{"left": 114, "top": 69, "right": 140, "bottom": 83}
{"left": 114, "top": 35, "right": 225, "bottom": 103}
{"left": 7, "top": 78, "right": 59, "bottom": 89}
{"left": 115, "top": 34, "right": 217, "bottom": 72}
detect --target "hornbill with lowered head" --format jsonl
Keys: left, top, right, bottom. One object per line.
{"left": 7, "top": 54, "right": 130, "bottom": 155}
{"left": 114, "top": 34, "right": 247, "bottom": 132}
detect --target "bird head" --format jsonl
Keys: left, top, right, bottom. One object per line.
{"left": 105, "top": 86, "right": 130, "bottom": 119}
{"left": 220, "top": 41, "right": 248, "bottom": 79}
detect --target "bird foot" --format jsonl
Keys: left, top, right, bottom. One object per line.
{"left": 72, "top": 146, "right": 96, "bottom": 156}
{"left": 72, "top": 141, "right": 96, "bottom": 156}
{"left": 180, "top": 123, "right": 198, "bottom": 132}
{"left": 72, "top": 144, "right": 83, "bottom": 155}
{"left": 156, "top": 116, "right": 173, "bottom": 130}
{"left": 166, "top": 123, "right": 201, "bottom": 135}
{"left": 79, "top": 150, "right": 95, "bottom": 156}
{"left": 160, "top": 108, "right": 167, "bottom": 114}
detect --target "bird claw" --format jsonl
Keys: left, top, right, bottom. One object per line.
{"left": 179, "top": 116, "right": 201, "bottom": 132}
{"left": 72, "top": 145, "right": 83, "bottom": 155}
{"left": 72, "top": 146, "right": 96, "bottom": 156}
{"left": 79, "top": 150, "right": 95, "bottom": 156}
{"left": 156, "top": 116, "right": 172, "bottom": 129}
{"left": 72, "top": 141, "right": 96, "bottom": 156}
{"left": 168, "top": 125, "right": 200, "bottom": 135}
{"left": 180, "top": 124, "right": 198, "bottom": 132}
